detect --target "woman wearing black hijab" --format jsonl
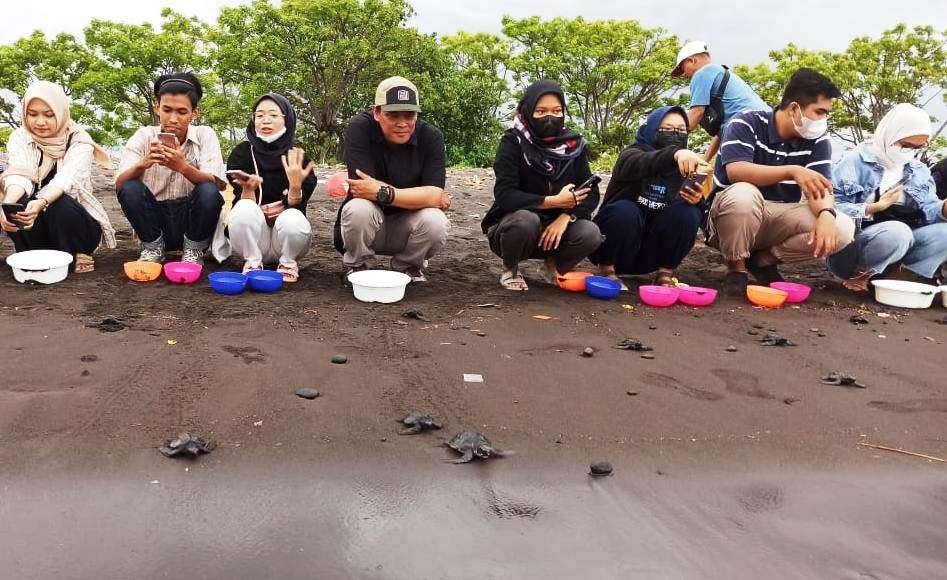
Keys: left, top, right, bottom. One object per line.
{"left": 481, "top": 80, "right": 602, "bottom": 291}
{"left": 225, "top": 92, "right": 317, "bottom": 282}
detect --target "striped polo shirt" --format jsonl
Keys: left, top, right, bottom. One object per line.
{"left": 713, "top": 109, "right": 832, "bottom": 203}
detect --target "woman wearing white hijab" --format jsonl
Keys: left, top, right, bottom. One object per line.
{"left": 0, "top": 81, "right": 115, "bottom": 271}
{"left": 828, "top": 103, "right": 947, "bottom": 290}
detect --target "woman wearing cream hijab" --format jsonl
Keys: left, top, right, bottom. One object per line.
{"left": 0, "top": 80, "right": 115, "bottom": 272}
{"left": 828, "top": 103, "right": 947, "bottom": 290}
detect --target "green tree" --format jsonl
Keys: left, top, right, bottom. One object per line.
{"left": 736, "top": 24, "right": 947, "bottom": 145}
{"left": 214, "top": 0, "right": 439, "bottom": 162}
{"left": 502, "top": 16, "right": 683, "bottom": 154}
{"left": 0, "top": 32, "right": 98, "bottom": 136}
{"left": 79, "top": 8, "right": 214, "bottom": 143}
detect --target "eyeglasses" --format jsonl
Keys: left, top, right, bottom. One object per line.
{"left": 896, "top": 141, "right": 927, "bottom": 150}
{"left": 254, "top": 113, "right": 285, "bottom": 121}
{"left": 657, "top": 128, "right": 688, "bottom": 135}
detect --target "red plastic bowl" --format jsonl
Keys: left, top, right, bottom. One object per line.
{"left": 770, "top": 281, "right": 811, "bottom": 303}
{"left": 163, "top": 261, "right": 202, "bottom": 285}
{"left": 677, "top": 286, "right": 718, "bottom": 307}
{"left": 638, "top": 285, "right": 679, "bottom": 307}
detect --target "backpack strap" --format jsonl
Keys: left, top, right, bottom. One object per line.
{"left": 714, "top": 66, "right": 731, "bottom": 100}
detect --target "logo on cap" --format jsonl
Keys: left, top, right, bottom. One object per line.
{"left": 397, "top": 89, "right": 409, "bottom": 101}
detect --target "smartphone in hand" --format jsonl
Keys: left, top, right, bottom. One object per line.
{"left": 157, "top": 132, "right": 178, "bottom": 148}
{"left": 1, "top": 202, "right": 26, "bottom": 227}
{"left": 225, "top": 169, "right": 253, "bottom": 181}
{"left": 572, "top": 174, "right": 602, "bottom": 192}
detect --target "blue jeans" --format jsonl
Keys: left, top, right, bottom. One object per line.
{"left": 117, "top": 179, "right": 223, "bottom": 250}
{"left": 592, "top": 199, "right": 702, "bottom": 275}
{"left": 827, "top": 220, "right": 947, "bottom": 279}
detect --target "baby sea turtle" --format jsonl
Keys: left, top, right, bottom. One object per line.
{"left": 445, "top": 430, "right": 503, "bottom": 463}
{"left": 158, "top": 432, "right": 216, "bottom": 458}
{"left": 759, "top": 333, "right": 795, "bottom": 347}
{"left": 613, "top": 338, "right": 653, "bottom": 352}
{"left": 399, "top": 411, "right": 442, "bottom": 435}
{"left": 821, "top": 372, "right": 866, "bottom": 388}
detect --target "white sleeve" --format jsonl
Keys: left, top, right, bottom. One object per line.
{"left": 46, "top": 142, "right": 93, "bottom": 194}
{"left": 2, "top": 128, "right": 36, "bottom": 196}
{"left": 197, "top": 127, "right": 227, "bottom": 189}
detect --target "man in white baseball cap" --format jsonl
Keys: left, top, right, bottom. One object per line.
{"left": 333, "top": 76, "right": 451, "bottom": 282}
{"left": 671, "top": 40, "right": 767, "bottom": 161}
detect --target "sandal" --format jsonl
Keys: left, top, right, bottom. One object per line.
{"left": 74, "top": 253, "right": 95, "bottom": 274}
{"left": 242, "top": 261, "right": 263, "bottom": 275}
{"left": 500, "top": 270, "right": 528, "bottom": 291}
{"left": 598, "top": 266, "right": 628, "bottom": 291}
{"left": 277, "top": 264, "right": 299, "bottom": 283}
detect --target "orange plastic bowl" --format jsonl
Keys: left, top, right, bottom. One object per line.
{"left": 123, "top": 260, "right": 162, "bottom": 282}
{"left": 556, "top": 271, "right": 593, "bottom": 292}
{"left": 746, "top": 285, "right": 788, "bottom": 308}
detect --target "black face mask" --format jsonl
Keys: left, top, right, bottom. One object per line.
{"left": 653, "top": 131, "right": 688, "bottom": 150}
{"left": 532, "top": 114, "right": 565, "bottom": 139}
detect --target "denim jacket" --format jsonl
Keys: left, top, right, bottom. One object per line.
{"left": 832, "top": 144, "right": 944, "bottom": 230}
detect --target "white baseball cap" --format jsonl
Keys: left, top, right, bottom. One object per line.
{"left": 671, "top": 40, "right": 710, "bottom": 76}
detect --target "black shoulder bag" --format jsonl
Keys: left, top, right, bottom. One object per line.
{"left": 699, "top": 66, "right": 731, "bottom": 137}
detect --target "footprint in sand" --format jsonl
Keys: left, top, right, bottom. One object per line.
{"left": 221, "top": 345, "right": 267, "bottom": 364}
{"left": 736, "top": 482, "right": 785, "bottom": 514}
{"left": 867, "top": 399, "right": 947, "bottom": 413}
{"left": 640, "top": 372, "right": 723, "bottom": 401}
{"left": 711, "top": 369, "right": 775, "bottom": 400}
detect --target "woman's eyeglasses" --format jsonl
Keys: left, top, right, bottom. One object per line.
{"left": 657, "top": 128, "right": 688, "bottom": 135}
{"left": 254, "top": 113, "right": 285, "bottom": 121}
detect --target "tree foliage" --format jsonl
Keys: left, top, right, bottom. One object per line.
{"left": 0, "top": 4, "right": 943, "bottom": 164}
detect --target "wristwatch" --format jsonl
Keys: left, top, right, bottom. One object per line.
{"left": 376, "top": 185, "right": 395, "bottom": 206}
{"left": 818, "top": 207, "right": 837, "bottom": 219}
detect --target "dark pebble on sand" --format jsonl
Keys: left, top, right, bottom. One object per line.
{"left": 783, "top": 397, "right": 800, "bottom": 405}
{"left": 626, "top": 391, "right": 638, "bottom": 396}
{"left": 590, "top": 461, "right": 613, "bottom": 476}
{"left": 752, "top": 324, "right": 764, "bottom": 329}
{"left": 641, "top": 353, "right": 655, "bottom": 360}
{"left": 582, "top": 347, "right": 595, "bottom": 357}
{"left": 331, "top": 355, "right": 347, "bottom": 364}
{"left": 649, "top": 325, "right": 657, "bottom": 330}
{"left": 748, "top": 330, "right": 759, "bottom": 335}
{"left": 295, "top": 388, "right": 320, "bottom": 399}
{"left": 818, "top": 333, "right": 826, "bottom": 337}
{"left": 81, "top": 370, "right": 90, "bottom": 377}
{"left": 80, "top": 355, "right": 98, "bottom": 362}
{"left": 850, "top": 314, "right": 869, "bottom": 325}
{"left": 477, "top": 332, "right": 487, "bottom": 337}
{"left": 726, "top": 345, "right": 738, "bottom": 352}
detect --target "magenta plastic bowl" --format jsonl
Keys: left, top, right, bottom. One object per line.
{"left": 638, "top": 285, "right": 680, "bottom": 307}
{"left": 163, "top": 261, "right": 202, "bottom": 285}
{"left": 770, "top": 281, "right": 811, "bottom": 303}
{"left": 678, "top": 286, "right": 718, "bottom": 307}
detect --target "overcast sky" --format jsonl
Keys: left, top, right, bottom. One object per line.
{"left": 3, "top": 0, "right": 943, "bottom": 66}
{"left": 2, "top": 0, "right": 944, "bottom": 119}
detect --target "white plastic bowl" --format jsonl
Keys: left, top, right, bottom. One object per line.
{"left": 347, "top": 270, "right": 411, "bottom": 303}
{"left": 6, "top": 250, "right": 74, "bottom": 284}
{"left": 871, "top": 279, "right": 938, "bottom": 309}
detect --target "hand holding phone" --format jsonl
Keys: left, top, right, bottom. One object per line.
{"left": 1, "top": 202, "right": 26, "bottom": 231}
{"left": 572, "top": 174, "right": 602, "bottom": 192}
{"left": 157, "top": 132, "right": 179, "bottom": 148}
{"left": 226, "top": 169, "right": 253, "bottom": 181}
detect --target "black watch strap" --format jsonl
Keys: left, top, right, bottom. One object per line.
{"left": 818, "top": 207, "right": 837, "bottom": 219}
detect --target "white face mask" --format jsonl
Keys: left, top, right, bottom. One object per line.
{"left": 257, "top": 127, "right": 286, "bottom": 143}
{"left": 886, "top": 146, "right": 921, "bottom": 167}
{"left": 792, "top": 104, "right": 828, "bottom": 140}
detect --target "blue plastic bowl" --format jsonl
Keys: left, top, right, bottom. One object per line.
{"left": 246, "top": 269, "right": 284, "bottom": 293}
{"left": 585, "top": 276, "right": 622, "bottom": 300}
{"left": 208, "top": 271, "right": 248, "bottom": 295}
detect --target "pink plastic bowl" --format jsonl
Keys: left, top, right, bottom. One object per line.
{"left": 326, "top": 171, "right": 349, "bottom": 198}
{"left": 770, "top": 281, "right": 811, "bottom": 303}
{"left": 638, "top": 285, "right": 680, "bottom": 307}
{"left": 163, "top": 261, "right": 202, "bottom": 285}
{"left": 677, "top": 286, "right": 718, "bottom": 307}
